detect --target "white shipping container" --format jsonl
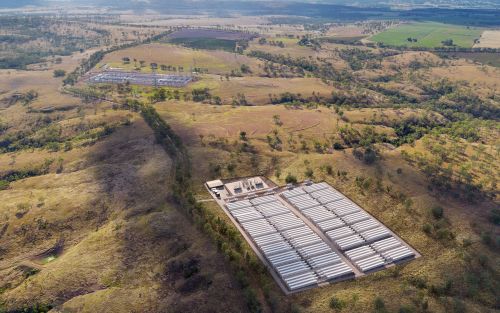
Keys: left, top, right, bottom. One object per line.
{"left": 298, "top": 242, "right": 332, "bottom": 258}
{"left": 326, "top": 226, "right": 355, "bottom": 241}
{"left": 345, "top": 245, "right": 377, "bottom": 262}
{"left": 306, "top": 252, "right": 342, "bottom": 269}
{"left": 289, "top": 233, "right": 322, "bottom": 248}
{"left": 226, "top": 200, "right": 252, "bottom": 211}
{"left": 281, "top": 188, "right": 306, "bottom": 199}
{"left": 381, "top": 246, "right": 415, "bottom": 263}
{"left": 316, "top": 262, "right": 353, "bottom": 280}
{"left": 354, "top": 254, "right": 385, "bottom": 272}
{"left": 360, "top": 227, "right": 391, "bottom": 243}
{"left": 370, "top": 237, "right": 401, "bottom": 253}
{"left": 250, "top": 195, "right": 277, "bottom": 205}
{"left": 303, "top": 182, "right": 329, "bottom": 193}
{"left": 281, "top": 226, "right": 314, "bottom": 239}
{"left": 351, "top": 219, "right": 380, "bottom": 233}
{"left": 283, "top": 271, "right": 318, "bottom": 291}
{"left": 342, "top": 211, "right": 371, "bottom": 225}
{"left": 335, "top": 234, "right": 366, "bottom": 251}
{"left": 317, "top": 218, "right": 345, "bottom": 232}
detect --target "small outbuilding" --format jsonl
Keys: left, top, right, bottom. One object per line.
{"left": 206, "top": 179, "right": 224, "bottom": 189}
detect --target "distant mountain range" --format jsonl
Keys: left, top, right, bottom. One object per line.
{"left": 1, "top": 0, "right": 41, "bottom": 7}
{"left": 2, "top": 0, "right": 500, "bottom": 9}
{"left": 2, "top": 0, "right": 500, "bottom": 26}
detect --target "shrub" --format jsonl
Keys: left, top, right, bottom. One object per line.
{"left": 305, "top": 168, "right": 314, "bottom": 178}
{"left": 285, "top": 173, "right": 297, "bottom": 184}
{"left": 452, "top": 298, "right": 466, "bottom": 313}
{"left": 244, "top": 288, "right": 262, "bottom": 313}
{"left": 325, "top": 165, "right": 333, "bottom": 175}
{"left": 430, "top": 279, "right": 452, "bottom": 296}
{"left": 409, "top": 276, "right": 427, "bottom": 289}
{"left": 480, "top": 231, "right": 494, "bottom": 247}
{"left": 436, "top": 228, "right": 454, "bottom": 241}
{"left": 363, "top": 146, "right": 377, "bottom": 164}
{"left": 398, "top": 305, "right": 415, "bottom": 313}
{"left": 0, "top": 180, "right": 9, "bottom": 190}
{"left": 53, "top": 69, "right": 66, "bottom": 77}
{"left": 290, "top": 303, "right": 303, "bottom": 313}
{"left": 235, "top": 270, "right": 249, "bottom": 288}
{"left": 329, "top": 296, "right": 346, "bottom": 311}
{"left": 431, "top": 206, "right": 444, "bottom": 219}
{"left": 374, "top": 297, "right": 386, "bottom": 312}
{"left": 178, "top": 274, "right": 212, "bottom": 293}
{"left": 333, "top": 142, "right": 343, "bottom": 150}
{"left": 489, "top": 208, "right": 500, "bottom": 225}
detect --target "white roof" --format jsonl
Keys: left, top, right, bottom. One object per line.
{"left": 206, "top": 179, "right": 224, "bottom": 188}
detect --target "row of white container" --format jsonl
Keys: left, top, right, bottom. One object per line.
{"left": 284, "top": 183, "right": 416, "bottom": 272}
{"left": 251, "top": 216, "right": 354, "bottom": 290}
{"left": 277, "top": 259, "right": 354, "bottom": 291}
{"left": 226, "top": 193, "right": 279, "bottom": 211}
{"left": 227, "top": 194, "right": 355, "bottom": 291}
{"left": 343, "top": 238, "right": 415, "bottom": 272}
{"left": 283, "top": 200, "right": 389, "bottom": 252}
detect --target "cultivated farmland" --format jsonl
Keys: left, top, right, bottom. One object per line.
{"left": 370, "top": 22, "right": 483, "bottom": 48}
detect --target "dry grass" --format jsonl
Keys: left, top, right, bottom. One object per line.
{"left": 189, "top": 75, "right": 335, "bottom": 105}
{"left": 342, "top": 108, "right": 445, "bottom": 125}
{"left": 429, "top": 65, "right": 500, "bottom": 90}
{"left": 155, "top": 102, "right": 395, "bottom": 145}
{"left": 474, "top": 30, "right": 500, "bottom": 48}
{"left": 100, "top": 43, "right": 263, "bottom": 75}
{"left": 155, "top": 98, "right": 498, "bottom": 313}
{"left": 0, "top": 38, "right": 251, "bottom": 310}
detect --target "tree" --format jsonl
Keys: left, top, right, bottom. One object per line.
{"left": 212, "top": 96, "right": 222, "bottom": 105}
{"left": 374, "top": 297, "right": 387, "bottom": 313}
{"left": 53, "top": 69, "right": 66, "bottom": 78}
{"left": 363, "top": 146, "right": 377, "bottom": 164}
{"left": 285, "top": 173, "right": 297, "bottom": 184}
{"left": 441, "top": 39, "right": 454, "bottom": 46}
{"left": 431, "top": 206, "right": 444, "bottom": 219}
{"left": 305, "top": 168, "right": 314, "bottom": 178}
{"left": 239, "top": 131, "right": 247, "bottom": 141}
{"left": 272, "top": 115, "right": 283, "bottom": 126}
{"left": 192, "top": 88, "right": 211, "bottom": 102}
{"left": 240, "top": 64, "right": 252, "bottom": 74}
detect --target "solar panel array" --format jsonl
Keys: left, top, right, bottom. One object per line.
{"left": 281, "top": 182, "right": 415, "bottom": 273}
{"left": 88, "top": 71, "right": 192, "bottom": 87}
{"left": 226, "top": 195, "right": 354, "bottom": 292}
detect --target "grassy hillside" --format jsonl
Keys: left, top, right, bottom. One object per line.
{"left": 0, "top": 12, "right": 498, "bottom": 313}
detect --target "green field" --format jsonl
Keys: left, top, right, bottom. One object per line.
{"left": 370, "top": 22, "right": 482, "bottom": 48}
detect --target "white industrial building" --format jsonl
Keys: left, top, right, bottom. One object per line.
{"left": 206, "top": 177, "right": 419, "bottom": 294}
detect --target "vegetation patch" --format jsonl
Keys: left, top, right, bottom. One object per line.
{"left": 169, "top": 37, "right": 238, "bottom": 52}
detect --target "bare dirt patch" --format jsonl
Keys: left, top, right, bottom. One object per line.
{"left": 474, "top": 30, "right": 500, "bottom": 48}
